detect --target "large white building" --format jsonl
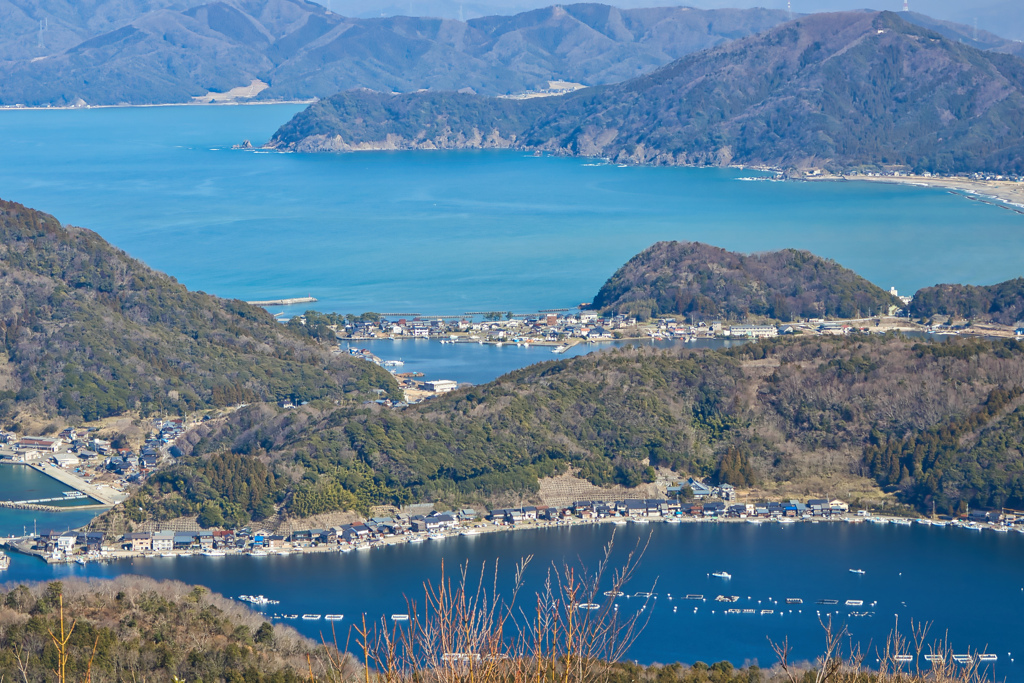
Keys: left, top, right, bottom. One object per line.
{"left": 728, "top": 325, "right": 779, "bottom": 339}
{"left": 424, "top": 379, "right": 459, "bottom": 393}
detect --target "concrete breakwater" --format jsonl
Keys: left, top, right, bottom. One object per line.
{"left": 246, "top": 296, "right": 317, "bottom": 306}
{"left": 0, "top": 501, "right": 63, "bottom": 512}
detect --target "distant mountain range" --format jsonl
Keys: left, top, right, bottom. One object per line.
{"left": 591, "top": 242, "right": 899, "bottom": 322}
{"left": 318, "top": 0, "right": 1024, "bottom": 44}
{"left": 2, "top": 0, "right": 1020, "bottom": 107}
{"left": 0, "top": 0, "right": 792, "bottom": 106}
{"left": 270, "top": 11, "right": 1024, "bottom": 175}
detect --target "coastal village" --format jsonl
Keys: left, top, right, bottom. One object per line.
{"left": 331, "top": 303, "right": 1024, "bottom": 352}
{"left": 2, "top": 470, "right": 1021, "bottom": 566}
{"left": 332, "top": 305, "right": 1024, "bottom": 403}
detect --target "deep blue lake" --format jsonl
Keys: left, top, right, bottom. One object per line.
{"left": 2, "top": 522, "right": 1022, "bottom": 674}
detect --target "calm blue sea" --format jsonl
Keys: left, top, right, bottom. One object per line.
{"left": 2, "top": 522, "right": 1022, "bottom": 673}
{"left": 0, "top": 105, "right": 1022, "bottom": 319}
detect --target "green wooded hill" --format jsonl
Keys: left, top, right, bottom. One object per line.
{"left": 0, "top": 578, "right": 331, "bottom": 683}
{"left": 120, "top": 335, "right": 1024, "bottom": 528}
{"left": 270, "top": 11, "right": 1024, "bottom": 175}
{"left": 909, "top": 278, "right": 1024, "bottom": 325}
{"left": 0, "top": 198, "right": 396, "bottom": 423}
{"left": 590, "top": 241, "right": 899, "bottom": 321}
{"left": 0, "top": 577, "right": 787, "bottom": 683}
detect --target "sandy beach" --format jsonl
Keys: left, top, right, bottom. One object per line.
{"left": 825, "top": 174, "right": 1024, "bottom": 210}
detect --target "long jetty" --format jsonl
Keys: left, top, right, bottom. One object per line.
{"left": 0, "top": 500, "right": 64, "bottom": 512}
{"left": 246, "top": 296, "right": 318, "bottom": 307}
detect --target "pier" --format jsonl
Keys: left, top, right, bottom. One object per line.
{"left": 246, "top": 296, "right": 318, "bottom": 307}
{"left": 26, "top": 463, "right": 123, "bottom": 506}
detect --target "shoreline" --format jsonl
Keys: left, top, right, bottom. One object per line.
{"left": 0, "top": 99, "right": 314, "bottom": 113}
{"left": 810, "top": 174, "right": 1024, "bottom": 212}
{"left": 2, "top": 461, "right": 121, "bottom": 507}
{"left": 5, "top": 511, "right": 1012, "bottom": 566}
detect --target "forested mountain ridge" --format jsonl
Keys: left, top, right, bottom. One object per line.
{"left": 0, "top": 0, "right": 790, "bottom": 105}
{"left": 0, "top": 198, "right": 396, "bottom": 423}
{"left": 120, "top": 335, "right": 1024, "bottom": 528}
{"left": 590, "top": 241, "right": 899, "bottom": 321}
{"left": 270, "top": 11, "right": 1024, "bottom": 175}
{"left": 909, "top": 278, "right": 1024, "bottom": 325}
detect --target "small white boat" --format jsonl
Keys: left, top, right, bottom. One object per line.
{"left": 250, "top": 550, "right": 268, "bottom": 557}
{"left": 428, "top": 534, "right": 445, "bottom": 540}
{"left": 407, "top": 536, "right": 425, "bottom": 543}
{"left": 202, "top": 550, "right": 226, "bottom": 557}
{"left": 75, "top": 557, "right": 87, "bottom": 565}
{"left": 240, "top": 595, "right": 280, "bottom": 606}
{"left": 665, "top": 517, "right": 681, "bottom": 523}
{"left": 952, "top": 654, "right": 972, "bottom": 664}
{"left": 845, "top": 599, "right": 864, "bottom": 607}
{"left": 460, "top": 529, "right": 479, "bottom": 536}
{"left": 894, "top": 655, "right": 914, "bottom": 663}
{"left": 786, "top": 598, "right": 803, "bottom": 604}
{"left": 302, "top": 614, "right": 322, "bottom": 621}
{"left": 849, "top": 568, "right": 866, "bottom": 574}
{"left": 977, "top": 654, "right": 997, "bottom": 662}
{"left": 159, "top": 552, "right": 176, "bottom": 557}
{"left": 325, "top": 614, "right": 344, "bottom": 621}
{"left": 576, "top": 603, "right": 601, "bottom": 610}
{"left": 712, "top": 571, "right": 732, "bottom": 579}
{"left": 924, "top": 654, "right": 944, "bottom": 664}
{"left": 552, "top": 345, "right": 568, "bottom": 354}
{"left": 603, "top": 590, "right": 624, "bottom": 597}
{"left": 390, "top": 614, "right": 410, "bottom": 621}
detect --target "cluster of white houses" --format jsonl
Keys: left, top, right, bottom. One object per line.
{"left": 24, "top": 499, "right": 1023, "bottom": 561}
{"left": 103, "top": 497, "right": 855, "bottom": 555}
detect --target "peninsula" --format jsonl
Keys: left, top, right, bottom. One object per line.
{"left": 268, "top": 11, "right": 1024, "bottom": 177}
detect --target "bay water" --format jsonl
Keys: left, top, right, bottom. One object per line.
{"left": 0, "top": 105, "right": 1022, "bottom": 320}
{"left": 2, "top": 521, "right": 1022, "bottom": 674}
{"left": 0, "top": 465, "right": 103, "bottom": 536}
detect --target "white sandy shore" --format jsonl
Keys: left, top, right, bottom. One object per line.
{"left": 816, "top": 174, "right": 1024, "bottom": 210}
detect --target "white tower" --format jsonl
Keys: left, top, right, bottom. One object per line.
{"left": 902, "top": 0, "right": 909, "bottom": 11}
